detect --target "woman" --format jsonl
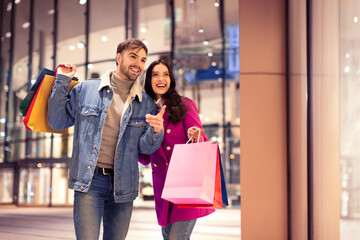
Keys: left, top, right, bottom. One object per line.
{"left": 139, "top": 59, "right": 215, "bottom": 240}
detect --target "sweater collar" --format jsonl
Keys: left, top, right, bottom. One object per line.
{"left": 98, "top": 70, "right": 143, "bottom": 103}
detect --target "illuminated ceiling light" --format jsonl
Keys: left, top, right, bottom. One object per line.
{"left": 140, "top": 27, "right": 147, "bottom": 33}
{"left": 22, "top": 22, "right": 30, "bottom": 29}
{"left": 37, "top": 163, "right": 42, "bottom": 168}
{"left": 87, "top": 64, "right": 94, "bottom": 69}
{"left": 345, "top": 53, "right": 350, "bottom": 59}
{"left": 69, "top": 45, "right": 76, "bottom": 51}
{"left": 211, "top": 61, "right": 217, "bottom": 66}
{"left": 101, "top": 36, "right": 108, "bottom": 42}
{"left": 218, "top": 77, "right": 223, "bottom": 82}
{"left": 208, "top": 52, "right": 213, "bottom": 57}
{"left": 214, "top": 0, "right": 220, "bottom": 7}
{"left": 15, "top": 0, "right": 21, "bottom": 4}
{"left": 215, "top": 70, "right": 220, "bottom": 75}
{"left": 203, "top": 40, "right": 209, "bottom": 45}
{"left": 79, "top": 0, "right": 87, "bottom": 5}
{"left": 5, "top": 32, "right": 11, "bottom": 38}
{"left": 77, "top": 42, "right": 85, "bottom": 49}
{"left": 230, "top": 154, "right": 235, "bottom": 159}
{"left": 48, "top": 9, "right": 55, "bottom": 15}
{"left": 198, "top": 28, "right": 204, "bottom": 33}
{"left": 0, "top": 118, "right": 5, "bottom": 123}
{"left": 344, "top": 66, "right": 350, "bottom": 73}
{"left": 354, "top": 16, "right": 359, "bottom": 23}
{"left": 17, "top": 66, "right": 22, "bottom": 72}
{"left": 56, "top": 163, "right": 61, "bottom": 168}
{"left": 7, "top": 3, "right": 12, "bottom": 11}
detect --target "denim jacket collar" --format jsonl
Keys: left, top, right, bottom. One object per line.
{"left": 98, "top": 70, "right": 143, "bottom": 104}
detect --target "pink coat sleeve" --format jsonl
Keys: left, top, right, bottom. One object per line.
{"left": 138, "top": 153, "right": 150, "bottom": 166}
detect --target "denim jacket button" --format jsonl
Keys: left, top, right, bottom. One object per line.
{"left": 92, "top": 145, "right": 96, "bottom": 149}
{"left": 166, "top": 146, "right": 171, "bottom": 150}
{"left": 87, "top": 166, "right": 90, "bottom": 169}
{"left": 166, "top": 129, "right": 171, "bottom": 134}
{"left": 154, "top": 163, "right": 157, "bottom": 167}
{"left": 107, "top": 90, "right": 110, "bottom": 93}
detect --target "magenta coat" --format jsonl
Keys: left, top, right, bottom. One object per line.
{"left": 138, "top": 97, "right": 215, "bottom": 227}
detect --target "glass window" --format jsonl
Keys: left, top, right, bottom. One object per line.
{"left": 173, "top": 0, "right": 239, "bottom": 207}
{"left": 0, "top": 168, "right": 14, "bottom": 203}
{"left": 18, "top": 166, "right": 50, "bottom": 205}
{"left": 340, "top": 0, "right": 360, "bottom": 237}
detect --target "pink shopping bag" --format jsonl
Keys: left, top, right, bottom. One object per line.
{"left": 161, "top": 141, "right": 218, "bottom": 204}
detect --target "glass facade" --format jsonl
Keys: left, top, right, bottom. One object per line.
{"left": 340, "top": 0, "right": 360, "bottom": 220}
{"left": 0, "top": 0, "right": 240, "bottom": 208}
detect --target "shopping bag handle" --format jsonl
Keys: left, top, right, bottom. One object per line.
{"left": 186, "top": 128, "right": 205, "bottom": 144}
{"left": 56, "top": 64, "right": 79, "bottom": 81}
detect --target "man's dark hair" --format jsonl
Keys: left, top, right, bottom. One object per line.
{"left": 116, "top": 38, "right": 148, "bottom": 55}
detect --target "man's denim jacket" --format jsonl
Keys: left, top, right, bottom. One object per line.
{"left": 48, "top": 71, "right": 164, "bottom": 203}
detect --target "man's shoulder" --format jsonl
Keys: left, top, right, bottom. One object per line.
{"left": 78, "top": 78, "right": 101, "bottom": 89}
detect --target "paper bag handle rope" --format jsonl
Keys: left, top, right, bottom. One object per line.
{"left": 186, "top": 128, "right": 205, "bottom": 144}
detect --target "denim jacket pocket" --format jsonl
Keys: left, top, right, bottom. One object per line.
{"left": 78, "top": 107, "right": 101, "bottom": 147}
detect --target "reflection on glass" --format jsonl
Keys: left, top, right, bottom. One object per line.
{"left": 51, "top": 165, "right": 68, "bottom": 205}
{"left": 0, "top": 169, "right": 14, "bottom": 203}
{"left": 19, "top": 167, "right": 50, "bottom": 205}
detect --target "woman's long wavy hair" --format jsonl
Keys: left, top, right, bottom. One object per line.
{"left": 144, "top": 59, "right": 188, "bottom": 124}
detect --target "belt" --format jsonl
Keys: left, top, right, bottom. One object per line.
{"left": 96, "top": 167, "right": 114, "bottom": 175}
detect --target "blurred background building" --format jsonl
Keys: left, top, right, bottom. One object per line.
{"left": 1, "top": 0, "right": 360, "bottom": 239}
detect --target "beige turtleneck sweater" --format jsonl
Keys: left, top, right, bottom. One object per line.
{"left": 96, "top": 71, "right": 134, "bottom": 169}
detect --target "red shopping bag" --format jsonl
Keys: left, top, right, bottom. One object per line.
{"left": 161, "top": 141, "right": 218, "bottom": 204}
{"left": 23, "top": 80, "right": 43, "bottom": 130}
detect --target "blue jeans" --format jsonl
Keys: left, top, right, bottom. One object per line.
{"left": 161, "top": 219, "right": 197, "bottom": 240}
{"left": 73, "top": 171, "right": 133, "bottom": 240}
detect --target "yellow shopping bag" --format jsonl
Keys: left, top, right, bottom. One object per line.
{"left": 26, "top": 74, "right": 79, "bottom": 134}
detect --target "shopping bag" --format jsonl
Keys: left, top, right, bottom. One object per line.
{"left": 23, "top": 70, "right": 79, "bottom": 134}
{"left": 23, "top": 80, "right": 43, "bottom": 130}
{"left": 178, "top": 146, "right": 229, "bottom": 208}
{"left": 19, "top": 68, "right": 55, "bottom": 116}
{"left": 161, "top": 141, "right": 218, "bottom": 204}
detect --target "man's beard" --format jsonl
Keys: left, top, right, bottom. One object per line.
{"left": 120, "top": 62, "right": 140, "bottom": 81}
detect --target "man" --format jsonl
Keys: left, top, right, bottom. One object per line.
{"left": 48, "top": 39, "right": 165, "bottom": 240}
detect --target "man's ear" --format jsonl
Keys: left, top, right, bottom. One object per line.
{"left": 116, "top": 53, "right": 122, "bottom": 65}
